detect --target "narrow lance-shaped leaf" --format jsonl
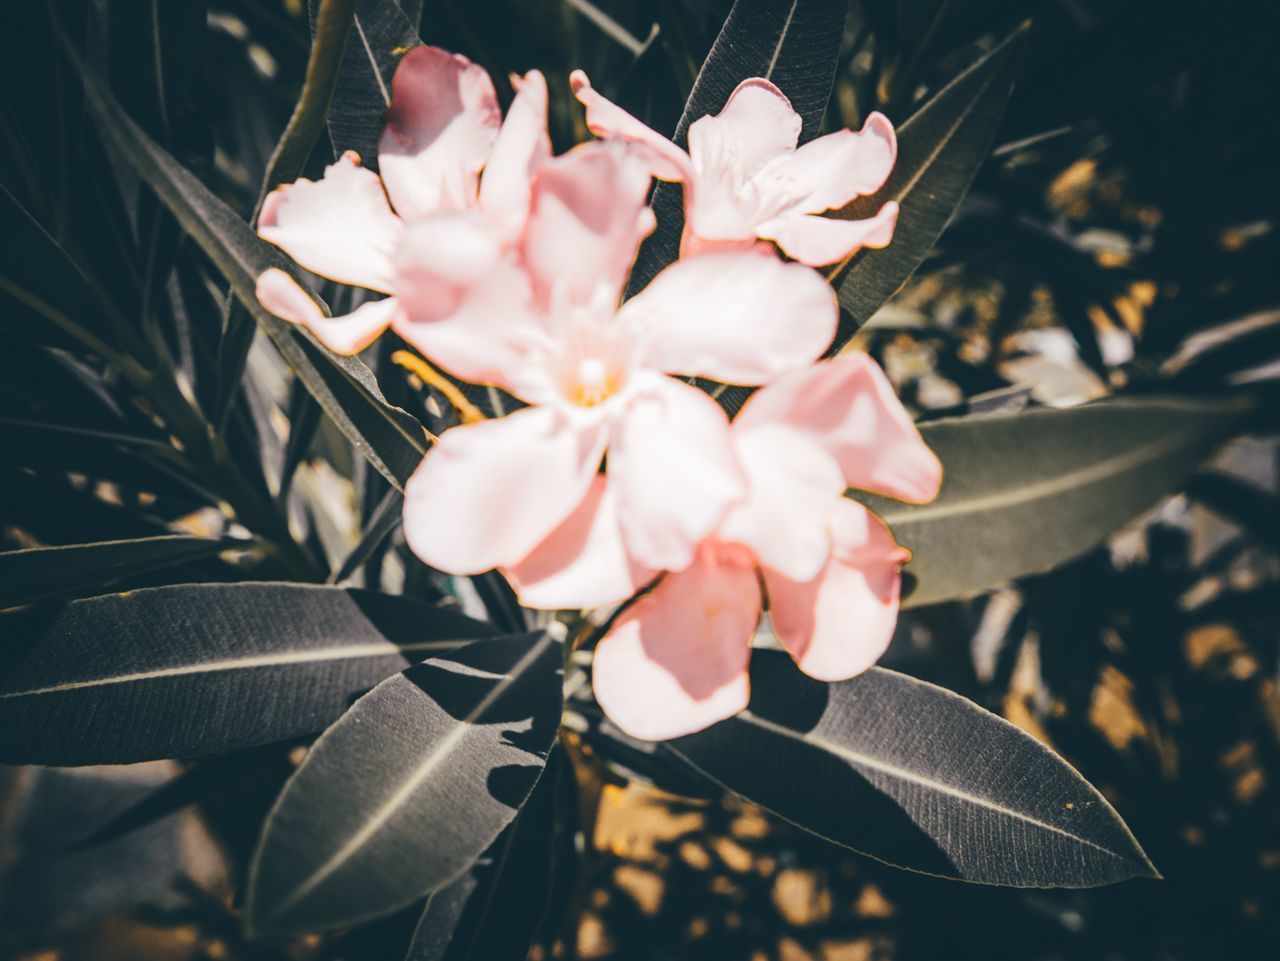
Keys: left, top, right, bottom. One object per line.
{"left": 246, "top": 632, "right": 563, "bottom": 937}
{"left": 826, "top": 22, "right": 1029, "bottom": 351}
{"left": 64, "top": 33, "right": 428, "bottom": 488}
{"left": 109, "top": 0, "right": 213, "bottom": 352}
{"left": 249, "top": 634, "right": 565, "bottom": 936}
{"left": 0, "top": 180, "right": 109, "bottom": 336}
{"left": 311, "top": 0, "right": 421, "bottom": 164}
{"left": 0, "top": 535, "right": 241, "bottom": 609}
{"left": 669, "top": 652, "right": 1159, "bottom": 887}
{"left": 263, "top": 0, "right": 358, "bottom": 199}
{"left": 216, "top": 0, "right": 362, "bottom": 419}
{"left": 406, "top": 748, "right": 562, "bottom": 961}
{"left": 626, "top": 0, "right": 850, "bottom": 295}
{"left": 330, "top": 486, "right": 403, "bottom": 584}
{"left": 0, "top": 583, "right": 488, "bottom": 765}
{"left": 855, "top": 393, "right": 1251, "bottom": 609}
{"left": 74, "top": 744, "right": 294, "bottom": 851}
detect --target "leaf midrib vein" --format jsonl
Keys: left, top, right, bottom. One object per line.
{"left": 741, "top": 711, "right": 1128, "bottom": 860}
{"left": 268, "top": 633, "right": 554, "bottom": 917}
{"left": 0, "top": 640, "right": 466, "bottom": 699}
{"left": 875, "top": 423, "right": 1217, "bottom": 526}
{"left": 354, "top": 16, "right": 391, "bottom": 106}
{"left": 764, "top": 0, "right": 800, "bottom": 80}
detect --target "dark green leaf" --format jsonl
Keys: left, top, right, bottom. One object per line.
{"left": 0, "top": 180, "right": 103, "bottom": 332}
{"left": 0, "top": 535, "right": 239, "bottom": 609}
{"left": 246, "top": 632, "right": 562, "bottom": 936}
{"left": 827, "top": 22, "right": 1029, "bottom": 351}
{"left": 0, "top": 584, "right": 488, "bottom": 765}
{"left": 294, "top": 332, "right": 428, "bottom": 487}
{"left": 73, "top": 743, "right": 293, "bottom": 850}
{"left": 0, "top": 764, "right": 215, "bottom": 937}
{"left": 65, "top": 33, "right": 429, "bottom": 488}
{"left": 0, "top": 415, "right": 207, "bottom": 513}
{"left": 405, "top": 748, "right": 560, "bottom": 961}
{"left": 626, "top": 0, "right": 850, "bottom": 295}
{"left": 262, "top": 0, "right": 358, "bottom": 199}
{"left": 0, "top": 467, "right": 170, "bottom": 546}
{"left": 330, "top": 486, "right": 403, "bottom": 584}
{"left": 278, "top": 378, "right": 324, "bottom": 505}
{"left": 854, "top": 394, "right": 1250, "bottom": 609}
{"left": 669, "top": 652, "right": 1158, "bottom": 887}
{"left": 216, "top": 0, "right": 361, "bottom": 421}
{"left": 312, "top": 0, "right": 420, "bottom": 165}
{"left": 104, "top": 0, "right": 213, "bottom": 353}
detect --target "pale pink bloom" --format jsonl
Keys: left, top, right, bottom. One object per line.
{"left": 592, "top": 355, "right": 943, "bottom": 740}
{"left": 255, "top": 45, "right": 550, "bottom": 358}
{"left": 571, "top": 71, "right": 900, "bottom": 267}
{"left": 399, "top": 143, "right": 840, "bottom": 599}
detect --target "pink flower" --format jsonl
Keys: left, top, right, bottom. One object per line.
{"left": 591, "top": 356, "right": 943, "bottom": 740}
{"left": 399, "top": 143, "right": 841, "bottom": 599}
{"left": 571, "top": 71, "right": 900, "bottom": 267}
{"left": 254, "top": 45, "right": 550, "bottom": 356}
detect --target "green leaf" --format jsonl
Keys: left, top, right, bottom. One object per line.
{"left": 406, "top": 750, "right": 560, "bottom": 961}
{"left": 669, "top": 652, "right": 1158, "bottom": 887}
{"left": 65, "top": 34, "right": 428, "bottom": 489}
{"left": 262, "top": 0, "right": 358, "bottom": 199}
{"left": 73, "top": 744, "right": 289, "bottom": 850}
{"left": 216, "top": 0, "right": 361, "bottom": 421}
{"left": 627, "top": 0, "right": 850, "bottom": 295}
{"left": 0, "top": 180, "right": 103, "bottom": 333}
{"left": 312, "top": 0, "right": 421, "bottom": 165}
{"left": 0, "top": 764, "right": 209, "bottom": 936}
{"left": 855, "top": 394, "right": 1251, "bottom": 609}
{"left": 246, "top": 632, "right": 562, "bottom": 937}
{"left": 827, "top": 22, "right": 1029, "bottom": 351}
{"left": 0, "top": 583, "right": 488, "bottom": 765}
{"left": 0, "top": 535, "right": 238, "bottom": 608}
{"left": 329, "top": 486, "right": 402, "bottom": 584}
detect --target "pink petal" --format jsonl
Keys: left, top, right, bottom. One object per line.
{"left": 684, "top": 198, "right": 760, "bottom": 245}
{"left": 255, "top": 268, "right": 398, "bottom": 355}
{"left": 592, "top": 547, "right": 759, "bottom": 740}
{"left": 569, "top": 69, "right": 692, "bottom": 183}
{"left": 758, "top": 112, "right": 897, "bottom": 214}
{"left": 522, "top": 143, "right": 655, "bottom": 310}
{"left": 503, "top": 475, "right": 657, "bottom": 610}
{"left": 258, "top": 152, "right": 401, "bottom": 292}
{"left": 618, "top": 246, "right": 836, "bottom": 383}
{"left": 735, "top": 356, "right": 942, "bottom": 504}
{"left": 719, "top": 426, "right": 844, "bottom": 582}
{"left": 377, "top": 45, "right": 501, "bottom": 219}
{"left": 403, "top": 406, "right": 606, "bottom": 575}
{"left": 687, "top": 78, "right": 801, "bottom": 183}
{"left": 764, "top": 499, "right": 908, "bottom": 682}
{"left": 610, "top": 372, "right": 745, "bottom": 571}
{"left": 757, "top": 201, "right": 899, "bottom": 267}
{"left": 393, "top": 213, "right": 542, "bottom": 393}
{"left": 478, "top": 69, "right": 551, "bottom": 233}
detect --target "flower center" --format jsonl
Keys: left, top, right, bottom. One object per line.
{"left": 539, "top": 281, "right": 637, "bottom": 410}
{"left": 571, "top": 356, "right": 616, "bottom": 407}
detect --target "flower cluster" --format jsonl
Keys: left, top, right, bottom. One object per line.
{"left": 256, "top": 46, "right": 941, "bottom": 740}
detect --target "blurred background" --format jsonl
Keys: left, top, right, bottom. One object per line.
{"left": 2, "top": 1, "right": 1279, "bottom": 959}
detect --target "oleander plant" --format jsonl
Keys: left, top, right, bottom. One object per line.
{"left": 2, "top": 1, "right": 1278, "bottom": 959}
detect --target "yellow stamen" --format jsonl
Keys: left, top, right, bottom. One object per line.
{"left": 391, "top": 350, "right": 486, "bottom": 426}
{"left": 569, "top": 356, "right": 618, "bottom": 407}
